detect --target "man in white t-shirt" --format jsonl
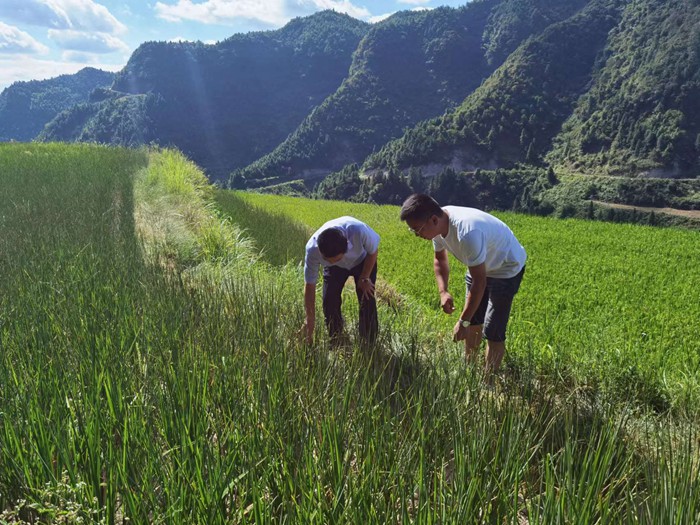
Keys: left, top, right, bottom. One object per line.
{"left": 400, "top": 194, "right": 526, "bottom": 372}
{"left": 301, "top": 216, "right": 380, "bottom": 346}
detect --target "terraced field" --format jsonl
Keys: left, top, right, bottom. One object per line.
{"left": 1, "top": 143, "right": 698, "bottom": 523}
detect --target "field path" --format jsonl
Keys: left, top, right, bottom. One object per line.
{"left": 592, "top": 200, "right": 700, "bottom": 219}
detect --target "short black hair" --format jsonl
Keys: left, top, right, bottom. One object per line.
{"left": 400, "top": 193, "right": 444, "bottom": 223}
{"left": 318, "top": 227, "right": 348, "bottom": 258}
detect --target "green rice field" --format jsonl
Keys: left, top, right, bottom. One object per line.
{"left": 0, "top": 143, "right": 698, "bottom": 523}
{"left": 216, "top": 191, "right": 700, "bottom": 414}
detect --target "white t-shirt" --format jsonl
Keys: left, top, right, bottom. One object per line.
{"left": 304, "top": 216, "right": 380, "bottom": 284}
{"left": 432, "top": 206, "right": 526, "bottom": 278}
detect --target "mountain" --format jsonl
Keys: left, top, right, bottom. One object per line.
{"left": 547, "top": 0, "right": 700, "bottom": 177}
{"left": 0, "top": 68, "right": 114, "bottom": 142}
{"left": 23, "top": 0, "right": 700, "bottom": 203}
{"left": 234, "top": 0, "right": 591, "bottom": 187}
{"left": 40, "top": 11, "right": 368, "bottom": 180}
{"left": 37, "top": 91, "right": 157, "bottom": 147}
{"left": 360, "top": 0, "right": 625, "bottom": 177}
{"left": 342, "top": 0, "right": 700, "bottom": 185}
{"left": 310, "top": 0, "right": 699, "bottom": 225}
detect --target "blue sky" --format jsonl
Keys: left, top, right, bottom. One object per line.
{"left": 0, "top": 0, "right": 466, "bottom": 91}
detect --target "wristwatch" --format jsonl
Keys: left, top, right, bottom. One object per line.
{"left": 459, "top": 318, "right": 470, "bottom": 328}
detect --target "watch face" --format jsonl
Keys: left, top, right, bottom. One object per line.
{"left": 461, "top": 320, "right": 470, "bottom": 327}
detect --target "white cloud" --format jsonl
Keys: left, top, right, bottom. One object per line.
{"left": 0, "top": 0, "right": 127, "bottom": 34}
{"left": 48, "top": 29, "right": 129, "bottom": 53}
{"left": 0, "top": 0, "right": 71, "bottom": 30}
{"left": 154, "top": 0, "right": 370, "bottom": 26}
{"left": 155, "top": 0, "right": 287, "bottom": 26}
{"left": 298, "top": 0, "right": 370, "bottom": 19}
{"left": 0, "top": 55, "right": 123, "bottom": 91}
{"left": 397, "top": 0, "right": 430, "bottom": 4}
{"left": 369, "top": 12, "right": 394, "bottom": 24}
{"left": 119, "top": 5, "right": 133, "bottom": 17}
{"left": 0, "top": 21, "right": 50, "bottom": 54}
{"left": 368, "top": 5, "right": 431, "bottom": 23}
{"left": 61, "top": 50, "right": 100, "bottom": 62}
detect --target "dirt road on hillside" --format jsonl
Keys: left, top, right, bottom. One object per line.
{"left": 592, "top": 200, "right": 700, "bottom": 219}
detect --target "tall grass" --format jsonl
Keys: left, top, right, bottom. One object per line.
{"left": 0, "top": 143, "right": 698, "bottom": 523}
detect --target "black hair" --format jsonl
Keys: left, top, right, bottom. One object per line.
{"left": 317, "top": 227, "right": 348, "bottom": 258}
{"left": 400, "top": 193, "right": 444, "bottom": 223}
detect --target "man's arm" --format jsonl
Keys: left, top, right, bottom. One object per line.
{"left": 302, "top": 244, "right": 320, "bottom": 344}
{"left": 434, "top": 249, "right": 454, "bottom": 313}
{"left": 460, "top": 263, "right": 486, "bottom": 323}
{"left": 357, "top": 250, "right": 377, "bottom": 300}
{"left": 357, "top": 222, "right": 379, "bottom": 300}
{"left": 359, "top": 250, "right": 378, "bottom": 280}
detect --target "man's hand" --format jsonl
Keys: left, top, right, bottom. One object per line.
{"left": 358, "top": 278, "right": 375, "bottom": 301}
{"left": 298, "top": 320, "right": 314, "bottom": 345}
{"left": 440, "top": 291, "right": 455, "bottom": 314}
{"left": 453, "top": 320, "right": 468, "bottom": 342}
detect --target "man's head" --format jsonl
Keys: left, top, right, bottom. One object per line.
{"left": 318, "top": 227, "right": 348, "bottom": 263}
{"left": 400, "top": 193, "right": 445, "bottom": 239}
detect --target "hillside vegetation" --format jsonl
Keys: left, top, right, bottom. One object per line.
{"left": 313, "top": 163, "right": 700, "bottom": 229}
{"left": 38, "top": 92, "right": 156, "bottom": 147}
{"left": 358, "top": 0, "right": 700, "bottom": 182}
{"left": 547, "top": 0, "right": 700, "bottom": 176}
{"left": 0, "top": 68, "right": 113, "bottom": 142}
{"left": 235, "top": 1, "right": 591, "bottom": 187}
{"left": 362, "top": 0, "right": 625, "bottom": 174}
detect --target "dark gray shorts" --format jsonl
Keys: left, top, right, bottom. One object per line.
{"left": 465, "top": 266, "right": 525, "bottom": 343}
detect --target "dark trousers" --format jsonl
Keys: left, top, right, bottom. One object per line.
{"left": 322, "top": 257, "right": 378, "bottom": 345}
{"left": 465, "top": 266, "right": 525, "bottom": 342}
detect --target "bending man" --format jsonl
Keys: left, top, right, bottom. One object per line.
{"left": 400, "top": 194, "right": 526, "bottom": 372}
{"left": 302, "top": 216, "right": 379, "bottom": 346}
